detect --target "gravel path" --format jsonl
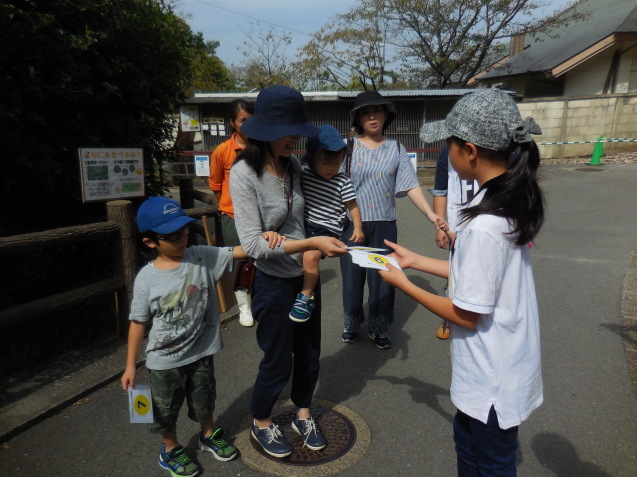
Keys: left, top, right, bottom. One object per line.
{"left": 541, "top": 150, "right": 637, "bottom": 165}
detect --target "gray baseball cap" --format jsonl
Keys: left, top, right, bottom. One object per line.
{"left": 420, "top": 89, "right": 541, "bottom": 151}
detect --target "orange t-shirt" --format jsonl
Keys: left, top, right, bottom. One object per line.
{"left": 208, "top": 134, "right": 242, "bottom": 218}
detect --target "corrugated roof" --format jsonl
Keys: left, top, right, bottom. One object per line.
{"left": 187, "top": 89, "right": 478, "bottom": 104}
{"left": 480, "top": 0, "right": 637, "bottom": 80}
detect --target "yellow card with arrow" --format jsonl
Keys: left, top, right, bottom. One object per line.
{"left": 128, "top": 384, "right": 154, "bottom": 423}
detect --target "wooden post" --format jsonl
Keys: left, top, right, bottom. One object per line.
{"left": 107, "top": 200, "right": 138, "bottom": 337}
{"left": 179, "top": 178, "right": 195, "bottom": 209}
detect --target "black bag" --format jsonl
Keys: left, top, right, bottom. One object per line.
{"left": 233, "top": 258, "right": 256, "bottom": 293}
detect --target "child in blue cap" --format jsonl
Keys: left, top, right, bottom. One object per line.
{"left": 121, "top": 196, "right": 283, "bottom": 477}
{"left": 289, "top": 125, "right": 364, "bottom": 322}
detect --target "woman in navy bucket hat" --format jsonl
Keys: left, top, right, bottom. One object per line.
{"left": 230, "top": 86, "right": 348, "bottom": 457}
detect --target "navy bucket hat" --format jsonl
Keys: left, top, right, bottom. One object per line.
{"left": 241, "top": 86, "right": 320, "bottom": 141}
{"left": 350, "top": 90, "right": 397, "bottom": 132}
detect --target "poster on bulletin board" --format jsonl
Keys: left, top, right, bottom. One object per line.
{"left": 78, "top": 148, "right": 145, "bottom": 202}
{"left": 180, "top": 105, "right": 200, "bottom": 132}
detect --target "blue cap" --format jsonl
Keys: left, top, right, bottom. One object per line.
{"left": 304, "top": 125, "right": 346, "bottom": 162}
{"left": 136, "top": 197, "right": 196, "bottom": 234}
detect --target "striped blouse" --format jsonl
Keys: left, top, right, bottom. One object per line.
{"left": 348, "top": 137, "right": 419, "bottom": 221}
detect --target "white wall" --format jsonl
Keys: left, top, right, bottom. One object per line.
{"left": 564, "top": 42, "right": 637, "bottom": 96}
{"left": 564, "top": 49, "right": 613, "bottom": 96}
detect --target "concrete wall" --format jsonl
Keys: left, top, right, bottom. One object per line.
{"left": 518, "top": 93, "right": 637, "bottom": 158}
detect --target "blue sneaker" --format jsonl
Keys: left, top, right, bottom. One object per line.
{"left": 251, "top": 422, "right": 293, "bottom": 458}
{"left": 292, "top": 416, "right": 326, "bottom": 450}
{"left": 369, "top": 331, "right": 391, "bottom": 349}
{"left": 289, "top": 293, "right": 315, "bottom": 322}
{"left": 199, "top": 428, "right": 238, "bottom": 461}
{"left": 158, "top": 445, "right": 199, "bottom": 477}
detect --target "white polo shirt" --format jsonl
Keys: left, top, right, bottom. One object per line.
{"left": 449, "top": 191, "right": 543, "bottom": 429}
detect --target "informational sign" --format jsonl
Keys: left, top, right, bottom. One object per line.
{"left": 194, "top": 154, "right": 210, "bottom": 177}
{"left": 180, "top": 105, "right": 200, "bottom": 132}
{"left": 78, "top": 148, "right": 144, "bottom": 202}
{"left": 128, "top": 384, "right": 154, "bottom": 423}
{"left": 407, "top": 152, "right": 418, "bottom": 173}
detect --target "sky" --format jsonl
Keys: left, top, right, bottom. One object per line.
{"left": 175, "top": 0, "right": 577, "bottom": 68}
{"left": 175, "top": 0, "right": 357, "bottom": 66}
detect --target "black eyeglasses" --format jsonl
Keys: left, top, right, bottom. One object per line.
{"left": 157, "top": 225, "right": 190, "bottom": 243}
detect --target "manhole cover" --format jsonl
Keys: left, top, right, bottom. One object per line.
{"left": 250, "top": 405, "right": 356, "bottom": 466}
{"left": 574, "top": 167, "right": 605, "bottom": 172}
{"left": 235, "top": 399, "right": 370, "bottom": 477}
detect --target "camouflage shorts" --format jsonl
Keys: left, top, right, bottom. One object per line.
{"left": 148, "top": 355, "right": 216, "bottom": 434}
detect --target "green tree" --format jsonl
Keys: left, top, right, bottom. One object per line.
{"left": 299, "top": 0, "right": 584, "bottom": 89}
{"left": 0, "top": 0, "right": 208, "bottom": 234}
{"left": 189, "top": 35, "right": 234, "bottom": 93}
{"left": 299, "top": 5, "right": 394, "bottom": 91}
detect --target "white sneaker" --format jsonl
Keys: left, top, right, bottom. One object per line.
{"left": 235, "top": 288, "right": 254, "bottom": 327}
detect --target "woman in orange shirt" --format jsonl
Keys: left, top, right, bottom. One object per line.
{"left": 209, "top": 99, "right": 255, "bottom": 326}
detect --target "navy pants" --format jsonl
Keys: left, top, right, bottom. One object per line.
{"left": 250, "top": 268, "right": 321, "bottom": 419}
{"left": 340, "top": 220, "right": 397, "bottom": 335}
{"left": 453, "top": 407, "right": 519, "bottom": 477}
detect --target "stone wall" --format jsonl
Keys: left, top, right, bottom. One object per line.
{"left": 519, "top": 93, "right": 637, "bottom": 159}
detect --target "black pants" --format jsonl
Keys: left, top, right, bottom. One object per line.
{"left": 250, "top": 268, "right": 321, "bottom": 419}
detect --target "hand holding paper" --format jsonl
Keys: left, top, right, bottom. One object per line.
{"left": 347, "top": 249, "right": 401, "bottom": 271}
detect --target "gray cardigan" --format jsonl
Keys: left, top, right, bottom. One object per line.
{"left": 230, "top": 157, "right": 306, "bottom": 278}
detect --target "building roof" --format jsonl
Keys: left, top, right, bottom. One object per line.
{"left": 477, "top": 0, "right": 637, "bottom": 81}
{"left": 186, "top": 89, "right": 480, "bottom": 104}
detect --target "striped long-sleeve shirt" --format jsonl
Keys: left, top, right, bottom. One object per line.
{"left": 301, "top": 167, "right": 356, "bottom": 235}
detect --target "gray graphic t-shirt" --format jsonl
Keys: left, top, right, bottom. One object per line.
{"left": 129, "top": 245, "right": 233, "bottom": 370}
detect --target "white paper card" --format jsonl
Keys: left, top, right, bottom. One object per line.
{"left": 348, "top": 250, "right": 401, "bottom": 270}
{"left": 128, "top": 384, "right": 154, "bottom": 423}
{"left": 347, "top": 246, "right": 388, "bottom": 252}
{"left": 194, "top": 155, "right": 210, "bottom": 177}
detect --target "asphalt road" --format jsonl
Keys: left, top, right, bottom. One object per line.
{"left": 1, "top": 163, "right": 636, "bottom": 476}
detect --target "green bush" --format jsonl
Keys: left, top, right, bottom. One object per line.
{"left": 0, "top": 0, "right": 222, "bottom": 375}
{"left": 0, "top": 0, "right": 202, "bottom": 235}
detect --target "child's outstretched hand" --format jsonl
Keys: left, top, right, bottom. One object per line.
{"left": 384, "top": 239, "right": 418, "bottom": 270}
{"left": 426, "top": 212, "right": 448, "bottom": 232}
{"left": 378, "top": 261, "right": 410, "bottom": 289}
{"left": 262, "top": 231, "right": 286, "bottom": 249}
{"left": 349, "top": 227, "right": 365, "bottom": 243}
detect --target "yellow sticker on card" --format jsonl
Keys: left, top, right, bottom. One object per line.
{"left": 368, "top": 254, "right": 390, "bottom": 266}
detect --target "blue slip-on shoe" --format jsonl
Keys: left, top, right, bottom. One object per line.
{"left": 251, "top": 422, "right": 293, "bottom": 458}
{"left": 158, "top": 445, "right": 200, "bottom": 477}
{"left": 199, "top": 427, "right": 238, "bottom": 461}
{"left": 292, "top": 416, "right": 326, "bottom": 450}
